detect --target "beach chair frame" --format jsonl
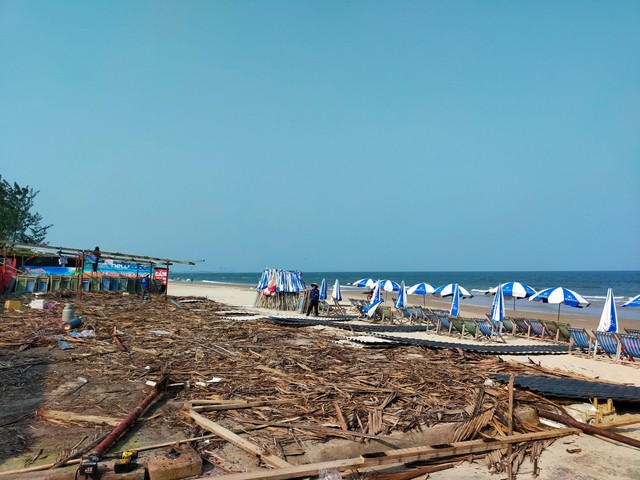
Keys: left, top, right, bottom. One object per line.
{"left": 568, "top": 327, "right": 594, "bottom": 354}
{"left": 592, "top": 331, "right": 622, "bottom": 362}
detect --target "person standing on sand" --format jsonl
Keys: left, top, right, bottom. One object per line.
{"left": 306, "top": 283, "right": 320, "bottom": 316}
{"left": 141, "top": 274, "right": 151, "bottom": 301}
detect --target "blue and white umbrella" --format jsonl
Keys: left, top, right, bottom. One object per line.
{"left": 597, "top": 287, "right": 618, "bottom": 333}
{"left": 331, "top": 279, "right": 342, "bottom": 302}
{"left": 379, "top": 279, "right": 400, "bottom": 292}
{"left": 486, "top": 281, "right": 537, "bottom": 310}
{"left": 352, "top": 278, "right": 376, "bottom": 288}
{"left": 319, "top": 278, "right": 327, "bottom": 301}
{"left": 529, "top": 286, "right": 590, "bottom": 321}
{"left": 434, "top": 283, "right": 473, "bottom": 298}
{"left": 362, "top": 280, "right": 384, "bottom": 318}
{"left": 449, "top": 283, "right": 461, "bottom": 317}
{"left": 407, "top": 282, "right": 436, "bottom": 306}
{"left": 622, "top": 294, "right": 640, "bottom": 308}
{"left": 394, "top": 281, "right": 408, "bottom": 308}
{"left": 490, "top": 283, "right": 505, "bottom": 328}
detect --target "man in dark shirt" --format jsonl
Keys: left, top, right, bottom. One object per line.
{"left": 306, "top": 283, "right": 320, "bottom": 316}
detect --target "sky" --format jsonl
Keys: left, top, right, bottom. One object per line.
{"left": 1, "top": 1, "right": 639, "bottom": 273}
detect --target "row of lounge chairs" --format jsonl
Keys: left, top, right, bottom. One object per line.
{"left": 569, "top": 327, "right": 640, "bottom": 362}
{"left": 347, "top": 298, "right": 640, "bottom": 363}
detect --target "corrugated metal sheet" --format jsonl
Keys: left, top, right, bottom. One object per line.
{"left": 490, "top": 374, "right": 640, "bottom": 402}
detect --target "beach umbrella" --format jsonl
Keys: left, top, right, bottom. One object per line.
{"left": 490, "top": 283, "right": 505, "bottom": 332}
{"left": 379, "top": 279, "right": 400, "bottom": 292}
{"left": 352, "top": 278, "right": 376, "bottom": 288}
{"left": 362, "top": 280, "right": 384, "bottom": 318}
{"left": 529, "top": 286, "right": 590, "bottom": 321}
{"left": 597, "top": 287, "right": 618, "bottom": 333}
{"left": 394, "top": 281, "right": 408, "bottom": 308}
{"left": 449, "top": 283, "right": 460, "bottom": 317}
{"left": 319, "top": 278, "right": 327, "bottom": 301}
{"left": 331, "top": 279, "right": 342, "bottom": 302}
{"left": 486, "top": 281, "right": 536, "bottom": 310}
{"left": 622, "top": 294, "right": 640, "bottom": 308}
{"left": 407, "top": 282, "right": 436, "bottom": 306}
{"left": 434, "top": 283, "right": 473, "bottom": 298}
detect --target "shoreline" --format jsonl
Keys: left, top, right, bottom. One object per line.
{"left": 167, "top": 280, "right": 639, "bottom": 331}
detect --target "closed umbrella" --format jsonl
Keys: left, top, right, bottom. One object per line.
{"left": 490, "top": 283, "right": 505, "bottom": 333}
{"left": 622, "top": 294, "right": 640, "bottom": 308}
{"left": 597, "top": 288, "right": 618, "bottom": 333}
{"left": 331, "top": 279, "right": 342, "bottom": 302}
{"left": 394, "top": 281, "right": 408, "bottom": 308}
{"left": 362, "top": 280, "right": 384, "bottom": 318}
{"left": 319, "top": 278, "right": 327, "bottom": 301}
{"left": 450, "top": 283, "right": 460, "bottom": 317}
{"left": 529, "top": 286, "right": 590, "bottom": 322}
{"left": 407, "top": 282, "right": 436, "bottom": 306}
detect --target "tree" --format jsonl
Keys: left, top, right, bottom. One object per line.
{"left": 0, "top": 175, "right": 52, "bottom": 244}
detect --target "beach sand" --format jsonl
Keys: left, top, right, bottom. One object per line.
{"left": 167, "top": 280, "right": 640, "bottom": 480}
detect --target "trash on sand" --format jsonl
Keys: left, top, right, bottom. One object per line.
{"left": 68, "top": 329, "right": 95, "bottom": 338}
{"left": 55, "top": 336, "right": 73, "bottom": 350}
{"left": 148, "top": 329, "right": 171, "bottom": 336}
{"left": 195, "top": 377, "right": 222, "bottom": 387}
{"left": 30, "top": 299, "right": 46, "bottom": 309}
{"left": 64, "top": 317, "right": 84, "bottom": 331}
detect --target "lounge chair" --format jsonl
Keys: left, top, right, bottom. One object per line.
{"left": 618, "top": 334, "right": 640, "bottom": 360}
{"left": 475, "top": 318, "right": 506, "bottom": 342}
{"left": 568, "top": 327, "right": 594, "bottom": 354}
{"left": 625, "top": 328, "right": 640, "bottom": 335}
{"left": 553, "top": 321, "right": 572, "bottom": 342}
{"left": 435, "top": 314, "right": 455, "bottom": 334}
{"left": 592, "top": 331, "right": 622, "bottom": 361}
{"left": 511, "top": 318, "right": 532, "bottom": 337}
{"left": 528, "top": 319, "right": 550, "bottom": 339}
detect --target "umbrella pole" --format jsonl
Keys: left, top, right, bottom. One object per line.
{"left": 557, "top": 304, "right": 561, "bottom": 322}
{"left": 513, "top": 298, "right": 516, "bottom": 311}
{"left": 423, "top": 295, "right": 426, "bottom": 307}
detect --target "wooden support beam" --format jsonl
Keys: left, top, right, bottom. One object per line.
{"left": 215, "top": 429, "right": 581, "bottom": 480}
{"left": 185, "top": 409, "right": 291, "bottom": 468}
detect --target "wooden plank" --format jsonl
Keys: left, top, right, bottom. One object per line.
{"left": 185, "top": 410, "right": 291, "bottom": 468}
{"left": 37, "top": 409, "right": 119, "bottom": 426}
{"left": 216, "top": 429, "right": 580, "bottom": 480}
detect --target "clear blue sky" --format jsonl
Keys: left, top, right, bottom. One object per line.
{"left": 1, "top": 1, "right": 638, "bottom": 272}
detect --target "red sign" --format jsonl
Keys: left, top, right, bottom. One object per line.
{"left": 154, "top": 268, "right": 168, "bottom": 285}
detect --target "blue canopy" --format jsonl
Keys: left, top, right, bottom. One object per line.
{"left": 622, "top": 294, "right": 640, "bottom": 308}
{"left": 319, "top": 278, "right": 327, "bottom": 301}
{"left": 394, "top": 281, "right": 408, "bottom": 308}
{"left": 597, "top": 288, "right": 618, "bottom": 333}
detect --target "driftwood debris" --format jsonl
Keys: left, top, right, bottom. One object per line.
{"left": 1, "top": 291, "right": 639, "bottom": 478}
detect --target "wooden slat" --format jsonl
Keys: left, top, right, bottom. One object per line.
{"left": 215, "top": 429, "right": 580, "bottom": 480}
{"left": 185, "top": 410, "right": 291, "bottom": 468}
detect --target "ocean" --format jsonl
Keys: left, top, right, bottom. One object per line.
{"left": 169, "top": 270, "right": 640, "bottom": 321}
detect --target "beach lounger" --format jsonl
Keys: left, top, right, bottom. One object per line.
{"left": 511, "top": 318, "right": 531, "bottom": 337}
{"left": 528, "top": 319, "right": 550, "bottom": 339}
{"left": 618, "top": 334, "right": 640, "bottom": 360}
{"left": 592, "top": 331, "right": 622, "bottom": 361}
{"left": 568, "top": 327, "right": 594, "bottom": 353}
{"left": 435, "top": 314, "right": 455, "bottom": 334}
{"left": 625, "top": 328, "right": 640, "bottom": 336}
{"left": 553, "top": 321, "right": 572, "bottom": 342}
{"left": 475, "top": 318, "right": 506, "bottom": 342}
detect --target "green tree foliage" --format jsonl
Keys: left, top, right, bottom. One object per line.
{"left": 0, "top": 175, "right": 52, "bottom": 244}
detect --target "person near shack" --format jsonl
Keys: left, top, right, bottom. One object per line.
{"left": 141, "top": 274, "right": 151, "bottom": 300}
{"left": 306, "top": 283, "right": 320, "bottom": 316}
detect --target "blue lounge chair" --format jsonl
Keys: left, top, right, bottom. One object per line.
{"left": 528, "top": 319, "right": 550, "bottom": 339}
{"left": 592, "top": 331, "right": 621, "bottom": 361}
{"left": 511, "top": 318, "right": 532, "bottom": 337}
{"left": 475, "top": 318, "right": 506, "bottom": 343}
{"left": 625, "top": 328, "right": 640, "bottom": 335}
{"left": 617, "top": 334, "right": 640, "bottom": 361}
{"left": 568, "top": 327, "right": 594, "bottom": 353}
{"left": 436, "top": 314, "right": 454, "bottom": 334}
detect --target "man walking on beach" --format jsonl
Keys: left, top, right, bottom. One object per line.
{"left": 306, "top": 283, "right": 320, "bottom": 316}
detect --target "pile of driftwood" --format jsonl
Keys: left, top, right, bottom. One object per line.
{"left": 0, "top": 291, "right": 635, "bottom": 479}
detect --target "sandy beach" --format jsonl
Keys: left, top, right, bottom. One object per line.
{"left": 166, "top": 280, "right": 640, "bottom": 480}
